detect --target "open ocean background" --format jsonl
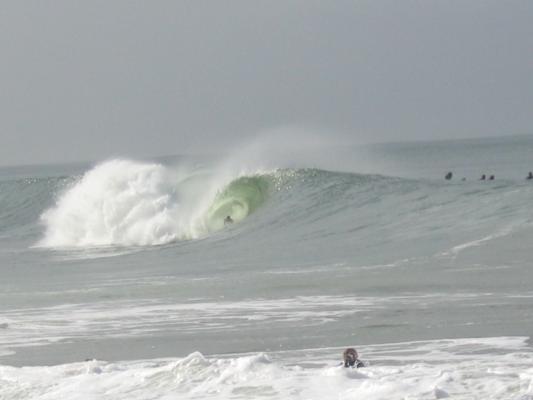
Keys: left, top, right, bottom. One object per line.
{"left": 2, "top": 135, "right": 533, "bottom": 399}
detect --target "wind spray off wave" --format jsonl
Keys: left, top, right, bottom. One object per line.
{"left": 37, "top": 159, "right": 272, "bottom": 247}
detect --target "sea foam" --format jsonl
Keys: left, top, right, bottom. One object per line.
{"left": 1, "top": 337, "right": 532, "bottom": 400}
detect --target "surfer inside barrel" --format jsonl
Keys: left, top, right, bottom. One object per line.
{"left": 342, "top": 348, "right": 365, "bottom": 368}
{"left": 224, "top": 215, "right": 234, "bottom": 225}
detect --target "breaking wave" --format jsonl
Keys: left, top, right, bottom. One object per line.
{"left": 9, "top": 155, "right": 529, "bottom": 253}
{"left": 37, "top": 159, "right": 273, "bottom": 247}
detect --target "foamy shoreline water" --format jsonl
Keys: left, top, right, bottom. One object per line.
{"left": 2, "top": 337, "right": 532, "bottom": 400}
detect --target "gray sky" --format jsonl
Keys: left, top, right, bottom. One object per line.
{"left": 1, "top": 0, "right": 532, "bottom": 166}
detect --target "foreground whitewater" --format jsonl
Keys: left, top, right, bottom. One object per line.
{"left": 2, "top": 136, "right": 533, "bottom": 399}
{"left": 2, "top": 337, "right": 533, "bottom": 399}
{"left": 0, "top": 338, "right": 533, "bottom": 400}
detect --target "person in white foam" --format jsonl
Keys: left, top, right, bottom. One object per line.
{"left": 224, "top": 215, "right": 234, "bottom": 225}
{"left": 342, "top": 348, "right": 365, "bottom": 368}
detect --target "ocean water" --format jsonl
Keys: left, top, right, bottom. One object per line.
{"left": 1, "top": 135, "right": 533, "bottom": 399}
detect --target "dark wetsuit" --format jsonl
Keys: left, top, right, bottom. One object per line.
{"left": 343, "top": 359, "right": 365, "bottom": 368}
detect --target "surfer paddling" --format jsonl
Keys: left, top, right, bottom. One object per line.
{"left": 342, "top": 348, "right": 365, "bottom": 368}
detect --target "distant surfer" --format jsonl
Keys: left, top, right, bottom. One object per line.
{"left": 224, "top": 215, "right": 234, "bottom": 225}
{"left": 489, "top": 175, "right": 495, "bottom": 180}
{"left": 342, "top": 348, "right": 365, "bottom": 368}
{"left": 480, "top": 174, "right": 486, "bottom": 180}
{"left": 527, "top": 172, "right": 533, "bottom": 180}
{"left": 444, "top": 172, "right": 453, "bottom": 180}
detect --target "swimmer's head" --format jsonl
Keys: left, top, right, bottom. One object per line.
{"left": 343, "top": 348, "right": 358, "bottom": 367}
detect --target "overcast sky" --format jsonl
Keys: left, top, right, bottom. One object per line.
{"left": 1, "top": 0, "right": 532, "bottom": 166}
